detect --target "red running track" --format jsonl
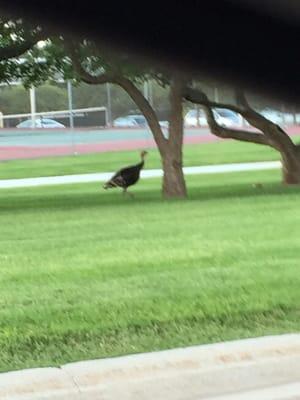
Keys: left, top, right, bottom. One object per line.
{"left": 0, "top": 134, "right": 219, "bottom": 161}
{"left": 0, "top": 127, "right": 300, "bottom": 161}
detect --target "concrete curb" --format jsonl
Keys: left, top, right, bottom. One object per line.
{"left": 0, "top": 160, "right": 281, "bottom": 189}
{"left": 1, "top": 334, "right": 300, "bottom": 399}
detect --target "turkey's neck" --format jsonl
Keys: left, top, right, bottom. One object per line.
{"left": 139, "top": 160, "right": 145, "bottom": 168}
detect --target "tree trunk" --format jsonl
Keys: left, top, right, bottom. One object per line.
{"left": 281, "top": 147, "right": 300, "bottom": 184}
{"left": 161, "top": 74, "right": 187, "bottom": 198}
{"left": 162, "top": 150, "right": 187, "bottom": 198}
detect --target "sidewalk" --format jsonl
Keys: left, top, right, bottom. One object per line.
{"left": 1, "top": 334, "right": 300, "bottom": 400}
{"left": 0, "top": 160, "right": 281, "bottom": 189}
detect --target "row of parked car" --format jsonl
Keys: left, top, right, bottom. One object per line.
{"left": 15, "top": 109, "right": 299, "bottom": 129}
{"left": 186, "top": 108, "right": 300, "bottom": 128}
{"left": 114, "top": 109, "right": 300, "bottom": 129}
{"left": 113, "top": 111, "right": 241, "bottom": 128}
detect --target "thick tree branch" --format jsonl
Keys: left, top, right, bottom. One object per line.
{"left": 184, "top": 87, "right": 270, "bottom": 146}
{"left": 202, "top": 104, "right": 269, "bottom": 145}
{"left": 184, "top": 87, "right": 243, "bottom": 114}
{"left": 233, "top": 89, "right": 281, "bottom": 133}
{"left": 235, "top": 89, "right": 251, "bottom": 110}
{"left": 66, "top": 40, "right": 167, "bottom": 153}
{"left": 184, "top": 87, "right": 276, "bottom": 131}
{"left": 0, "top": 33, "right": 44, "bottom": 61}
{"left": 115, "top": 76, "right": 168, "bottom": 153}
{"left": 233, "top": 90, "right": 296, "bottom": 149}
{"left": 183, "top": 86, "right": 297, "bottom": 150}
{"left": 66, "top": 41, "right": 115, "bottom": 84}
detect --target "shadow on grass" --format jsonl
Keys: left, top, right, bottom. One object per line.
{"left": 1, "top": 178, "right": 300, "bottom": 212}
{"left": 189, "top": 181, "right": 300, "bottom": 202}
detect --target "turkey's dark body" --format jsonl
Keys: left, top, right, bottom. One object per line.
{"left": 105, "top": 161, "right": 144, "bottom": 189}
{"left": 103, "top": 151, "right": 148, "bottom": 194}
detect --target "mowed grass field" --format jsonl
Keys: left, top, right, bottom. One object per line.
{"left": 0, "top": 168, "right": 300, "bottom": 372}
{"left": 0, "top": 140, "right": 280, "bottom": 179}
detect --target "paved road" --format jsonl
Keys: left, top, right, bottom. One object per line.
{"left": 0, "top": 161, "right": 281, "bottom": 189}
{"left": 36, "top": 382, "right": 300, "bottom": 400}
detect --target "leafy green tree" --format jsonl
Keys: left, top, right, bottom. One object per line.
{"left": 36, "top": 84, "right": 67, "bottom": 112}
{"left": 72, "top": 83, "right": 137, "bottom": 119}
{"left": 0, "top": 84, "right": 68, "bottom": 114}
{"left": 0, "top": 18, "right": 46, "bottom": 83}
{"left": 66, "top": 40, "right": 188, "bottom": 197}
{"left": 1, "top": 33, "right": 188, "bottom": 197}
{"left": 0, "top": 85, "right": 29, "bottom": 114}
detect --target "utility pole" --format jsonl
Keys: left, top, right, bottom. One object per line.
{"left": 106, "top": 83, "right": 112, "bottom": 126}
{"left": 148, "top": 80, "right": 153, "bottom": 107}
{"left": 67, "top": 80, "right": 74, "bottom": 129}
{"left": 214, "top": 87, "right": 219, "bottom": 103}
{"left": 29, "top": 87, "right": 36, "bottom": 127}
{"left": 143, "top": 81, "right": 149, "bottom": 102}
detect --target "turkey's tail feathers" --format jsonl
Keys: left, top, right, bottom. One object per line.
{"left": 103, "top": 175, "right": 126, "bottom": 189}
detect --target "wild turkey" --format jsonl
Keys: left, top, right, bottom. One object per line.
{"left": 103, "top": 150, "right": 148, "bottom": 196}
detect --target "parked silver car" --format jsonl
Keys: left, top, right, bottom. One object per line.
{"left": 114, "top": 115, "right": 168, "bottom": 129}
{"left": 16, "top": 118, "right": 65, "bottom": 128}
{"left": 185, "top": 108, "right": 242, "bottom": 127}
{"left": 113, "top": 115, "right": 147, "bottom": 127}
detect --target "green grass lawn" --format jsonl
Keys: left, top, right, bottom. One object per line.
{"left": 0, "top": 169, "right": 299, "bottom": 372}
{"left": 0, "top": 140, "right": 280, "bottom": 179}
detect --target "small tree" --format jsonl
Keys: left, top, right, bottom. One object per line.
{"left": 62, "top": 40, "right": 188, "bottom": 198}
{"left": 184, "top": 86, "right": 300, "bottom": 184}
{"left": 0, "top": 21, "right": 188, "bottom": 198}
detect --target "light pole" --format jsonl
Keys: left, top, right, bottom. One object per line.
{"left": 148, "top": 80, "right": 153, "bottom": 107}
{"left": 67, "top": 80, "right": 74, "bottom": 129}
{"left": 106, "top": 83, "right": 112, "bottom": 126}
{"left": 214, "top": 87, "right": 219, "bottom": 103}
{"left": 29, "top": 87, "right": 36, "bottom": 127}
{"left": 143, "top": 81, "right": 149, "bottom": 101}
{"left": 67, "top": 80, "right": 77, "bottom": 154}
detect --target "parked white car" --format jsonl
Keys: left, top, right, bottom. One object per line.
{"left": 185, "top": 108, "right": 242, "bottom": 128}
{"left": 113, "top": 117, "right": 138, "bottom": 127}
{"left": 158, "top": 120, "right": 169, "bottom": 128}
{"left": 17, "top": 118, "right": 65, "bottom": 128}
{"left": 260, "top": 109, "right": 283, "bottom": 124}
{"left": 113, "top": 115, "right": 147, "bottom": 127}
{"left": 114, "top": 115, "right": 168, "bottom": 129}
{"left": 184, "top": 109, "right": 207, "bottom": 127}
{"left": 214, "top": 108, "right": 243, "bottom": 127}
{"left": 259, "top": 108, "right": 296, "bottom": 126}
